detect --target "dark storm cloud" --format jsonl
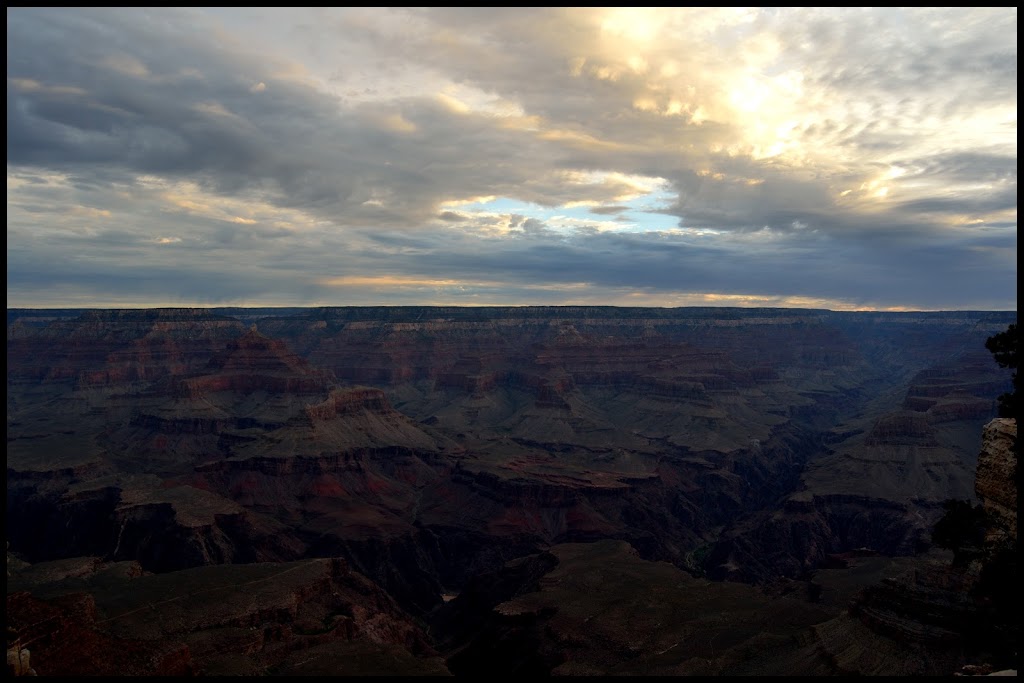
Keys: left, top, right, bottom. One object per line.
{"left": 339, "top": 221, "right": 1017, "bottom": 310}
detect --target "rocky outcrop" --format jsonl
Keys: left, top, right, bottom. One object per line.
{"left": 6, "top": 591, "right": 194, "bottom": 676}
{"left": 305, "top": 387, "right": 393, "bottom": 419}
{"left": 6, "top": 641, "right": 36, "bottom": 676}
{"left": 794, "top": 417, "right": 1019, "bottom": 676}
{"left": 975, "top": 418, "right": 1017, "bottom": 542}
{"left": 440, "top": 540, "right": 840, "bottom": 676}
{"left": 6, "top": 557, "right": 447, "bottom": 676}
{"left": 848, "top": 567, "right": 976, "bottom": 648}
{"left": 5, "top": 474, "right": 305, "bottom": 571}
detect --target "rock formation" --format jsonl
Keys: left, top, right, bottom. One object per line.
{"left": 5, "top": 306, "right": 1017, "bottom": 675}
{"left": 793, "top": 416, "right": 1019, "bottom": 675}
{"left": 975, "top": 418, "right": 1017, "bottom": 542}
{"left": 435, "top": 417, "right": 1017, "bottom": 676}
{"left": 6, "top": 556, "right": 447, "bottom": 676}
{"left": 704, "top": 350, "right": 1008, "bottom": 584}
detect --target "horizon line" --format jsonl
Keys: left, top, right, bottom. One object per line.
{"left": 6, "top": 304, "right": 1018, "bottom": 314}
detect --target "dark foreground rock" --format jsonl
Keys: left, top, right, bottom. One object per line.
{"left": 6, "top": 556, "right": 449, "bottom": 676}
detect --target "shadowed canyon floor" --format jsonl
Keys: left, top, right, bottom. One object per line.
{"left": 6, "top": 306, "right": 1017, "bottom": 675}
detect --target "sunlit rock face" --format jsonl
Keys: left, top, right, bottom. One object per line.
{"left": 975, "top": 418, "right": 1017, "bottom": 542}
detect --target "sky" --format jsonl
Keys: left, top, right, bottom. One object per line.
{"left": 6, "top": 7, "right": 1018, "bottom": 311}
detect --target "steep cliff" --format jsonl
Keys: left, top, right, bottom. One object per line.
{"left": 794, "top": 417, "right": 1018, "bottom": 675}
{"left": 5, "top": 306, "right": 1019, "bottom": 676}
{"left": 6, "top": 307, "right": 1015, "bottom": 621}
{"left": 975, "top": 418, "right": 1017, "bottom": 542}
{"left": 703, "top": 352, "right": 1007, "bottom": 583}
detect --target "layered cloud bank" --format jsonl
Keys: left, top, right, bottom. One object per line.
{"left": 6, "top": 7, "right": 1017, "bottom": 309}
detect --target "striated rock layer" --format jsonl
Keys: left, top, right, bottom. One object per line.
{"left": 5, "top": 306, "right": 1019, "bottom": 676}
{"left": 7, "top": 307, "right": 1015, "bottom": 614}
{"left": 795, "top": 416, "right": 1019, "bottom": 675}
{"left": 703, "top": 349, "right": 1009, "bottom": 583}
{"left": 975, "top": 418, "right": 1017, "bottom": 542}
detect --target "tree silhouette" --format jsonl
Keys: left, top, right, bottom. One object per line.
{"left": 931, "top": 499, "right": 989, "bottom": 566}
{"left": 985, "top": 322, "right": 1019, "bottom": 419}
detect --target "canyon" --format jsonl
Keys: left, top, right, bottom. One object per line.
{"left": 6, "top": 306, "right": 1017, "bottom": 675}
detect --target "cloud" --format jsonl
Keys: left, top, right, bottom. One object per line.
{"left": 5, "top": 7, "right": 1017, "bottom": 310}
